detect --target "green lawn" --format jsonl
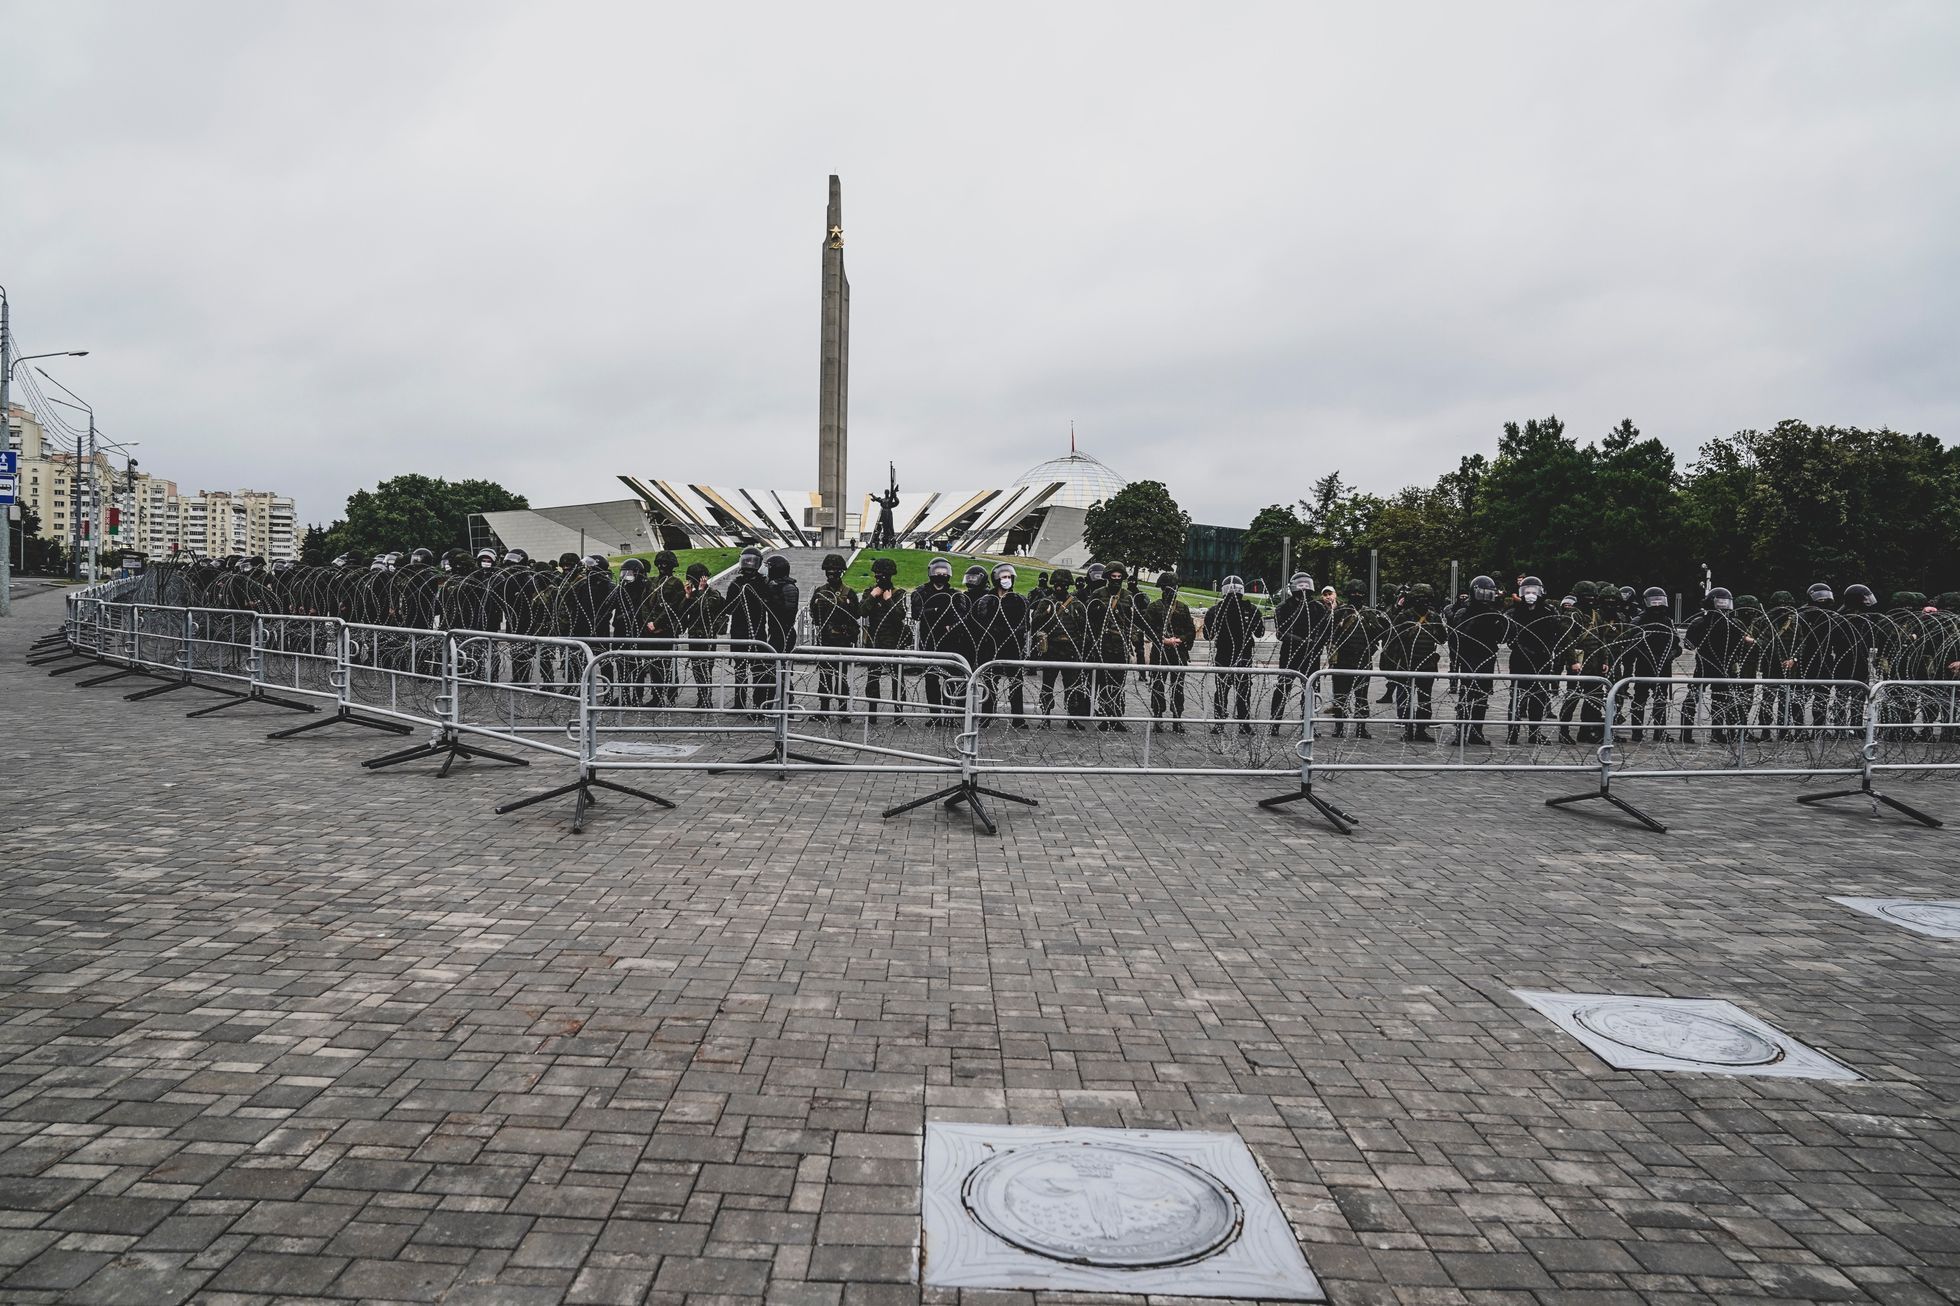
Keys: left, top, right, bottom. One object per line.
{"left": 607, "top": 546, "right": 743, "bottom": 576}
{"left": 841, "top": 548, "right": 1048, "bottom": 594}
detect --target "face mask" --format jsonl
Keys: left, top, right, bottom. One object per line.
{"left": 997, "top": 576, "right": 1013, "bottom": 590}
{"left": 1161, "top": 589, "right": 1176, "bottom": 601}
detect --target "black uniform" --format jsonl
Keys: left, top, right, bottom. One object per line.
{"left": 1449, "top": 596, "right": 1509, "bottom": 743}
{"left": 1202, "top": 593, "right": 1266, "bottom": 731}
{"left": 1268, "top": 590, "right": 1331, "bottom": 735}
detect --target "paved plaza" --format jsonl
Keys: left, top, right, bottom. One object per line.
{"left": 1, "top": 585, "right": 1957, "bottom": 1305}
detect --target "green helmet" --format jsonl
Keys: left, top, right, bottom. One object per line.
{"left": 1936, "top": 592, "right": 1960, "bottom": 611}
{"left": 1735, "top": 593, "right": 1762, "bottom": 610}
{"left": 1890, "top": 590, "right": 1922, "bottom": 608}
{"left": 1343, "top": 578, "right": 1366, "bottom": 598}
{"left": 1769, "top": 590, "right": 1795, "bottom": 607}
{"left": 1409, "top": 582, "right": 1435, "bottom": 601}
{"left": 1574, "top": 580, "right": 1598, "bottom": 599}
{"left": 1594, "top": 581, "right": 1615, "bottom": 598}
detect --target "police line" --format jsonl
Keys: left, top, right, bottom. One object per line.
{"left": 45, "top": 590, "right": 1956, "bottom": 837}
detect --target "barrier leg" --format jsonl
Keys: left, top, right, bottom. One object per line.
{"left": 268, "top": 707, "right": 414, "bottom": 739}
{"left": 77, "top": 668, "right": 157, "bottom": 688}
{"left": 128, "top": 678, "right": 225, "bottom": 702}
{"left": 883, "top": 779, "right": 1038, "bottom": 837}
{"left": 1797, "top": 778, "right": 1942, "bottom": 829}
{"left": 494, "top": 769, "right": 674, "bottom": 834}
{"left": 1545, "top": 786, "right": 1667, "bottom": 833}
{"left": 1258, "top": 784, "right": 1357, "bottom": 835}
{"left": 187, "top": 688, "right": 317, "bottom": 718}
{"left": 364, "top": 733, "right": 531, "bottom": 773}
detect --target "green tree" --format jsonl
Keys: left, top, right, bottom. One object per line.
{"left": 323, "top": 475, "right": 528, "bottom": 561}
{"left": 1240, "top": 503, "right": 1304, "bottom": 587}
{"left": 1082, "top": 480, "right": 1190, "bottom": 572}
{"left": 299, "top": 524, "right": 332, "bottom": 565}
{"left": 1589, "top": 419, "right": 1684, "bottom": 589}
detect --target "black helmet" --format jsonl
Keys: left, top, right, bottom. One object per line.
{"left": 1470, "top": 574, "right": 1498, "bottom": 601}
{"left": 1642, "top": 586, "right": 1667, "bottom": 607}
{"left": 620, "top": 557, "right": 647, "bottom": 577}
{"left": 404, "top": 547, "right": 431, "bottom": 567}
{"left": 963, "top": 564, "right": 987, "bottom": 589}
{"left": 1806, "top": 582, "right": 1835, "bottom": 605}
{"left": 1050, "top": 568, "right": 1073, "bottom": 587}
{"left": 765, "top": 554, "right": 789, "bottom": 579}
{"left": 582, "top": 554, "right": 607, "bottom": 571}
{"left": 1844, "top": 583, "right": 1876, "bottom": 608}
{"left": 475, "top": 547, "right": 498, "bottom": 568}
{"left": 1518, "top": 575, "right": 1545, "bottom": 603}
{"left": 1085, "top": 562, "right": 1106, "bottom": 583}
{"left": 1343, "top": 577, "right": 1366, "bottom": 597}
{"left": 1618, "top": 586, "right": 1636, "bottom": 605}
{"left": 653, "top": 549, "right": 677, "bottom": 573}
{"left": 927, "top": 556, "right": 952, "bottom": 582}
{"left": 871, "top": 557, "right": 896, "bottom": 578}
{"left": 739, "top": 547, "right": 762, "bottom": 571}
{"left": 503, "top": 548, "right": 529, "bottom": 565}
{"left": 822, "top": 553, "right": 845, "bottom": 572}
{"left": 331, "top": 552, "right": 352, "bottom": 568}
{"left": 685, "top": 561, "right": 710, "bottom": 580}
{"left": 1708, "top": 586, "right": 1734, "bottom": 610}
{"left": 558, "top": 552, "right": 581, "bottom": 570}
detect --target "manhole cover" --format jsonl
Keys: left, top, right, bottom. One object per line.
{"left": 961, "top": 1141, "right": 1242, "bottom": 1268}
{"left": 1831, "top": 897, "right": 1960, "bottom": 941}
{"left": 1878, "top": 901, "right": 1960, "bottom": 932}
{"left": 1572, "top": 999, "right": 1784, "bottom": 1067}
{"left": 1513, "top": 990, "right": 1857, "bottom": 1080}
{"left": 922, "top": 1123, "right": 1322, "bottom": 1299}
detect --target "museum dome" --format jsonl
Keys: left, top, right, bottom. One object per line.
{"left": 1009, "top": 449, "right": 1128, "bottom": 511}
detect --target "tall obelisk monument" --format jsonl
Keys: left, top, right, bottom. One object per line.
{"left": 817, "top": 175, "right": 850, "bottom": 547}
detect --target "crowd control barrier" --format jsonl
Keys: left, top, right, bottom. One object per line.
{"left": 36, "top": 595, "right": 1959, "bottom": 838}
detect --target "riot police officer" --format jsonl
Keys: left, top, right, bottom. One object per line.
{"left": 809, "top": 553, "right": 861, "bottom": 720}
{"left": 1202, "top": 576, "right": 1265, "bottom": 732}
{"left": 1450, "top": 574, "right": 1509, "bottom": 745}
{"left": 1089, "top": 562, "right": 1147, "bottom": 730}
{"left": 1144, "top": 572, "right": 1197, "bottom": 730}
{"left": 1623, "top": 585, "right": 1679, "bottom": 741}
{"left": 679, "top": 561, "right": 726, "bottom": 709}
{"left": 1681, "top": 587, "right": 1748, "bottom": 740}
{"left": 1325, "top": 579, "right": 1384, "bottom": 739}
{"left": 723, "top": 547, "right": 774, "bottom": 711}
{"left": 968, "top": 562, "right": 1030, "bottom": 726}
{"left": 1507, "top": 576, "right": 1564, "bottom": 744}
{"left": 861, "top": 557, "right": 911, "bottom": 719}
{"left": 909, "top": 557, "right": 962, "bottom": 723}
{"left": 1030, "top": 568, "right": 1090, "bottom": 726}
{"left": 1268, "top": 572, "right": 1329, "bottom": 736}
{"left": 1380, "top": 583, "right": 1444, "bottom": 741}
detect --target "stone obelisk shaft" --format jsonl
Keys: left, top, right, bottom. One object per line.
{"left": 817, "top": 176, "right": 849, "bottom": 547}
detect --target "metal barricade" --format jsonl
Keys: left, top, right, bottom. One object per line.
{"left": 449, "top": 630, "right": 597, "bottom": 760}
{"left": 1544, "top": 676, "right": 1875, "bottom": 832}
{"left": 892, "top": 657, "right": 1318, "bottom": 834}
{"left": 1840, "top": 678, "right": 1960, "bottom": 827}
{"left": 343, "top": 621, "right": 452, "bottom": 731}
{"left": 1298, "top": 670, "right": 1612, "bottom": 833}
{"left": 255, "top": 614, "right": 348, "bottom": 706}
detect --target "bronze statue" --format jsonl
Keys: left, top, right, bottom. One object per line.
{"left": 871, "top": 463, "right": 900, "bottom": 548}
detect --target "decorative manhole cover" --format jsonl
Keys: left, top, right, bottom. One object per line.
{"left": 922, "top": 1123, "right": 1322, "bottom": 1299}
{"left": 961, "top": 1141, "right": 1242, "bottom": 1268}
{"left": 1879, "top": 901, "right": 1960, "bottom": 931}
{"left": 1572, "top": 999, "right": 1784, "bottom": 1067}
{"left": 1832, "top": 897, "right": 1960, "bottom": 941}
{"left": 1513, "top": 990, "right": 1858, "bottom": 1080}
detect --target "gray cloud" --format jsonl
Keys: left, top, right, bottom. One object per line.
{"left": 3, "top": 0, "right": 1956, "bottom": 529}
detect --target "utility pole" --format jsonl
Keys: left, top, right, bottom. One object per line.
{"left": 1368, "top": 548, "right": 1379, "bottom": 609}
{"left": 86, "top": 410, "right": 98, "bottom": 582}
{"left": 0, "top": 289, "right": 11, "bottom": 617}
{"left": 1279, "top": 536, "right": 1291, "bottom": 592}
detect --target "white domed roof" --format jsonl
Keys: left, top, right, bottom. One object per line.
{"left": 1010, "top": 449, "right": 1127, "bottom": 510}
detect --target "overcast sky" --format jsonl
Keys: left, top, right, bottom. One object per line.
{"left": 3, "top": 1, "right": 1956, "bottom": 529}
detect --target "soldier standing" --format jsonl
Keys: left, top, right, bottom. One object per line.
{"left": 1029, "top": 569, "right": 1089, "bottom": 727}
{"left": 809, "top": 552, "right": 862, "bottom": 721}
{"left": 860, "top": 557, "right": 911, "bottom": 719}
{"left": 1380, "top": 583, "right": 1444, "bottom": 741}
{"left": 1202, "top": 576, "right": 1266, "bottom": 733}
{"left": 1325, "top": 579, "right": 1385, "bottom": 739}
{"left": 1144, "top": 572, "right": 1198, "bottom": 730}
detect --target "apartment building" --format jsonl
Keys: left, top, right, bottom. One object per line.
{"left": 4, "top": 403, "right": 295, "bottom": 562}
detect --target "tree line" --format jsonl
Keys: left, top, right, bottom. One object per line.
{"left": 1241, "top": 417, "right": 1960, "bottom": 600}
{"left": 302, "top": 474, "right": 528, "bottom": 565}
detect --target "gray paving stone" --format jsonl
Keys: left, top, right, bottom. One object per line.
{"left": 3, "top": 587, "right": 1959, "bottom": 1304}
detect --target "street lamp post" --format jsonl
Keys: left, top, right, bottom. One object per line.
{"left": 36, "top": 369, "right": 99, "bottom": 582}
{"left": 0, "top": 285, "right": 88, "bottom": 612}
